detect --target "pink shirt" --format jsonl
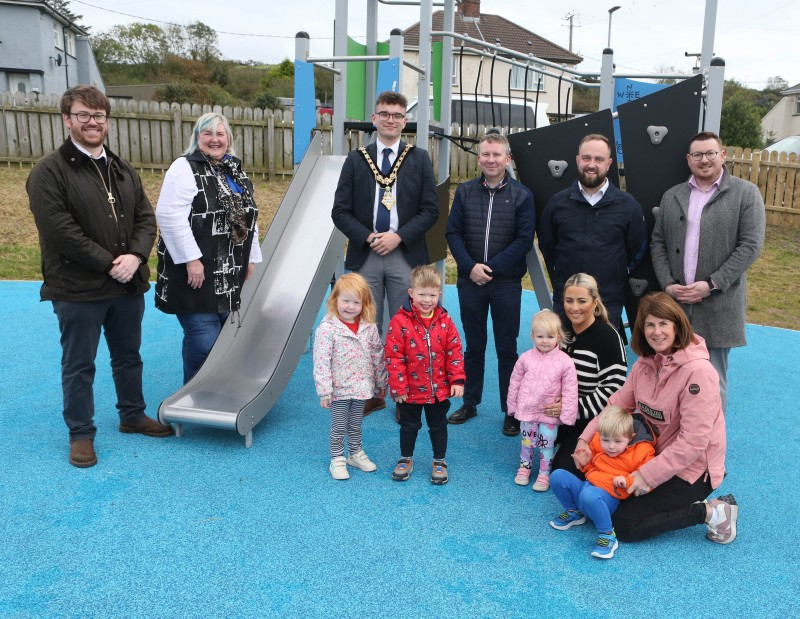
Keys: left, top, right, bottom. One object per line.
{"left": 683, "top": 171, "right": 723, "bottom": 284}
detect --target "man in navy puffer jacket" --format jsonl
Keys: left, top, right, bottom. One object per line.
{"left": 445, "top": 133, "right": 536, "bottom": 436}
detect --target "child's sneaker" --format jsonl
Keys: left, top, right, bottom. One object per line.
{"left": 431, "top": 460, "right": 449, "bottom": 485}
{"left": 391, "top": 457, "right": 413, "bottom": 481}
{"left": 346, "top": 449, "right": 377, "bottom": 472}
{"left": 549, "top": 510, "right": 586, "bottom": 530}
{"left": 532, "top": 473, "right": 550, "bottom": 492}
{"left": 705, "top": 494, "right": 739, "bottom": 544}
{"left": 591, "top": 531, "right": 618, "bottom": 559}
{"left": 329, "top": 456, "right": 349, "bottom": 480}
{"left": 514, "top": 467, "right": 531, "bottom": 486}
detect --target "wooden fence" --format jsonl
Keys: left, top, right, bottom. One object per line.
{"left": 2, "top": 92, "right": 798, "bottom": 227}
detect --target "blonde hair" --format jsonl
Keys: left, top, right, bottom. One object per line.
{"left": 563, "top": 272, "right": 610, "bottom": 324}
{"left": 326, "top": 273, "right": 377, "bottom": 323}
{"left": 531, "top": 309, "right": 565, "bottom": 346}
{"left": 409, "top": 264, "right": 442, "bottom": 290}
{"left": 597, "top": 405, "right": 634, "bottom": 439}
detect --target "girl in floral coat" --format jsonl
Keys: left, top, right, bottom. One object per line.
{"left": 313, "top": 274, "right": 387, "bottom": 481}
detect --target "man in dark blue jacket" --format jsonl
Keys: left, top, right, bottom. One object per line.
{"left": 538, "top": 134, "right": 646, "bottom": 331}
{"left": 445, "top": 133, "right": 535, "bottom": 436}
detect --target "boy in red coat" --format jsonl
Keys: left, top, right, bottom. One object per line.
{"left": 549, "top": 406, "right": 655, "bottom": 559}
{"left": 385, "top": 265, "right": 465, "bottom": 485}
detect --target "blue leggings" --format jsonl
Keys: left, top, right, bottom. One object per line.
{"left": 550, "top": 469, "right": 620, "bottom": 533}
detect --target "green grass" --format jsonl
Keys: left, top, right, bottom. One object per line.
{"left": 4, "top": 165, "right": 798, "bottom": 330}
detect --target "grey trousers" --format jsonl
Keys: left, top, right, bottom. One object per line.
{"left": 356, "top": 249, "right": 413, "bottom": 334}
{"left": 707, "top": 346, "right": 730, "bottom": 413}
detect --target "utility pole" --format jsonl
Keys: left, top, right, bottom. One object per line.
{"left": 563, "top": 12, "right": 576, "bottom": 51}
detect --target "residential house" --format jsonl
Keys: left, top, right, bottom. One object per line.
{"left": 401, "top": 0, "right": 582, "bottom": 122}
{"left": 0, "top": 0, "right": 104, "bottom": 98}
{"left": 761, "top": 83, "right": 800, "bottom": 143}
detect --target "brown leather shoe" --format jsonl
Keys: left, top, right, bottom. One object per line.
{"left": 69, "top": 439, "right": 97, "bottom": 468}
{"left": 362, "top": 397, "right": 387, "bottom": 417}
{"left": 119, "top": 415, "right": 175, "bottom": 437}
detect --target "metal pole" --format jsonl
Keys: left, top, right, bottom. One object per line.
{"left": 704, "top": 57, "right": 725, "bottom": 134}
{"left": 699, "top": 0, "right": 718, "bottom": 77}
{"left": 416, "top": 0, "right": 432, "bottom": 152}
{"left": 332, "top": 0, "right": 348, "bottom": 156}
{"left": 390, "top": 29, "right": 404, "bottom": 91}
{"left": 365, "top": 0, "right": 379, "bottom": 110}
{"left": 438, "top": 0, "right": 454, "bottom": 183}
{"left": 607, "top": 6, "right": 621, "bottom": 48}
{"left": 599, "top": 48, "right": 615, "bottom": 111}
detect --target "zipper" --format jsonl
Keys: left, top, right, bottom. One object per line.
{"left": 483, "top": 190, "right": 495, "bottom": 262}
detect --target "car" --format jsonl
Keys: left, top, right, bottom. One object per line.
{"left": 763, "top": 135, "right": 800, "bottom": 156}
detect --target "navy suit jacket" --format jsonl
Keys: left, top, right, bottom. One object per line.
{"left": 332, "top": 141, "right": 439, "bottom": 270}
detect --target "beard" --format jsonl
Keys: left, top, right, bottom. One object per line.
{"left": 578, "top": 168, "right": 606, "bottom": 189}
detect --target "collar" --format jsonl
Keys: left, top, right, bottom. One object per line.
{"left": 70, "top": 137, "right": 107, "bottom": 161}
{"left": 688, "top": 170, "right": 724, "bottom": 192}
{"left": 376, "top": 138, "right": 399, "bottom": 157}
{"left": 579, "top": 177, "right": 609, "bottom": 200}
{"left": 481, "top": 172, "right": 509, "bottom": 191}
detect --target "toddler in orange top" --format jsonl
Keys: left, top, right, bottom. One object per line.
{"left": 548, "top": 406, "right": 655, "bottom": 559}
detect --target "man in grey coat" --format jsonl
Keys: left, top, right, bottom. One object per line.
{"left": 651, "top": 131, "right": 765, "bottom": 411}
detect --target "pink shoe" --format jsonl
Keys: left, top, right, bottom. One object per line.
{"left": 514, "top": 467, "right": 531, "bottom": 486}
{"left": 532, "top": 473, "right": 550, "bottom": 492}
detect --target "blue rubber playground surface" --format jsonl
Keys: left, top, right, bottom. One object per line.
{"left": 2, "top": 280, "right": 798, "bottom": 618}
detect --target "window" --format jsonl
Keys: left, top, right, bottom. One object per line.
{"left": 53, "top": 22, "right": 62, "bottom": 49}
{"left": 795, "top": 95, "right": 800, "bottom": 115}
{"left": 510, "top": 64, "right": 545, "bottom": 92}
{"left": 451, "top": 57, "right": 459, "bottom": 87}
{"left": 66, "top": 31, "right": 76, "bottom": 57}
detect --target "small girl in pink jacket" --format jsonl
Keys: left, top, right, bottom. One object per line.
{"left": 507, "top": 310, "right": 579, "bottom": 491}
{"left": 313, "top": 274, "right": 387, "bottom": 481}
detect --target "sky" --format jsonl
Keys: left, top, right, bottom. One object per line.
{"left": 71, "top": 0, "right": 798, "bottom": 89}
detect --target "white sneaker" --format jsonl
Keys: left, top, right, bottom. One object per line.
{"left": 346, "top": 449, "right": 377, "bottom": 472}
{"left": 329, "top": 456, "right": 350, "bottom": 480}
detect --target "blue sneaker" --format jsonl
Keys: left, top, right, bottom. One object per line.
{"left": 591, "top": 531, "right": 618, "bottom": 559}
{"left": 549, "top": 510, "right": 587, "bottom": 530}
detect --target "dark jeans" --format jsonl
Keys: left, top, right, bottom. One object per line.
{"left": 52, "top": 294, "right": 146, "bottom": 441}
{"left": 397, "top": 399, "right": 450, "bottom": 460}
{"left": 457, "top": 278, "right": 521, "bottom": 413}
{"left": 612, "top": 475, "right": 713, "bottom": 542}
{"left": 176, "top": 312, "right": 228, "bottom": 383}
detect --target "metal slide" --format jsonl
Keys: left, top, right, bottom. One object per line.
{"left": 158, "top": 133, "right": 346, "bottom": 446}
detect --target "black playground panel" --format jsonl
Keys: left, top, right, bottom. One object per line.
{"left": 509, "top": 75, "right": 703, "bottom": 326}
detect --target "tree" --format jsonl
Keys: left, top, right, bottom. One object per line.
{"left": 185, "top": 22, "right": 220, "bottom": 64}
{"left": 47, "top": 0, "right": 88, "bottom": 31}
{"left": 764, "top": 76, "right": 789, "bottom": 93}
{"left": 720, "top": 93, "right": 763, "bottom": 149}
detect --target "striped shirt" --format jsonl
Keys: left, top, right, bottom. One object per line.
{"left": 564, "top": 319, "right": 628, "bottom": 420}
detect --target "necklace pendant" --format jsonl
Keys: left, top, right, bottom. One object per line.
{"left": 381, "top": 190, "right": 395, "bottom": 210}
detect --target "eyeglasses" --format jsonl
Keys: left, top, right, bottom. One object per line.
{"left": 375, "top": 111, "right": 406, "bottom": 121}
{"left": 70, "top": 112, "right": 108, "bottom": 124}
{"left": 688, "top": 150, "right": 721, "bottom": 161}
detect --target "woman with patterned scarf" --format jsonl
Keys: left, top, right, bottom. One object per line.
{"left": 155, "top": 112, "right": 261, "bottom": 383}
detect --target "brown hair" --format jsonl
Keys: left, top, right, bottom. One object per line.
{"left": 480, "top": 132, "right": 511, "bottom": 155}
{"left": 326, "top": 273, "right": 377, "bottom": 324}
{"left": 597, "top": 405, "right": 634, "bottom": 439}
{"left": 409, "top": 264, "right": 442, "bottom": 290}
{"left": 630, "top": 292, "right": 695, "bottom": 357}
{"left": 375, "top": 91, "right": 408, "bottom": 109}
{"left": 60, "top": 85, "right": 110, "bottom": 116}
{"left": 578, "top": 133, "right": 612, "bottom": 156}
{"left": 689, "top": 131, "right": 723, "bottom": 150}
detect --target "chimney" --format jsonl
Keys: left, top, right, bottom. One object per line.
{"left": 459, "top": 0, "right": 480, "bottom": 19}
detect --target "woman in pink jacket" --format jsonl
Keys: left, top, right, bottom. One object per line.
{"left": 507, "top": 310, "right": 579, "bottom": 491}
{"left": 573, "top": 292, "right": 737, "bottom": 544}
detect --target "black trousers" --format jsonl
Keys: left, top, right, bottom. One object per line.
{"left": 457, "top": 278, "right": 521, "bottom": 413}
{"left": 612, "top": 475, "right": 713, "bottom": 541}
{"left": 397, "top": 399, "right": 450, "bottom": 460}
{"left": 52, "top": 294, "right": 147, "bottom": 441}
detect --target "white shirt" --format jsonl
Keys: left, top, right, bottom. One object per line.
{"left": 156, "top": 157, "right": 262, "bottom": 264}
{"left": 579, "top": 178, "right": 609, "bottom": 207}
{"left": 373, "top": 138, "right": 400, "bottom": 233}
